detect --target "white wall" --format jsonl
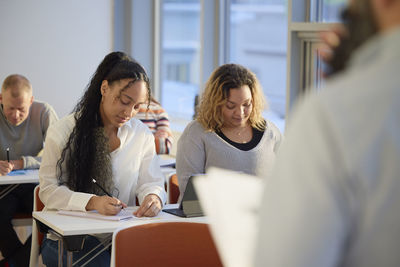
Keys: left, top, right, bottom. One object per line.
{"left": 0, "top": 0, "right": 113, "bottom": 118}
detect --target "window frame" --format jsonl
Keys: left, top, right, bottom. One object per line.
{"left": 286, "top": 0, "right": 338, "bottom": 121}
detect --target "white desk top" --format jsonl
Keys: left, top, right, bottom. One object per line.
{"left": 33, "top": 204, "right": 207, "bottom": 236}
{"left": 0, "top": 169, "right": 39, "bottom": 185}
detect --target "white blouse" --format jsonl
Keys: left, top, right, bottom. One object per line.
{"left": 39, "top": 114, "right": 166, "bottom": 211}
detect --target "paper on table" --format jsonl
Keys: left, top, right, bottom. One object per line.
{"left": 158, "top": 157, "right": 176, "bottom": 168}
{"left": 58, "top": 209, "right": 134, "bottom": 221}
{"left": 193, "top": 167, "right": 262, "bottom": 267}
{"left": 7, "top": 170, "right": 28, "bottom": 176}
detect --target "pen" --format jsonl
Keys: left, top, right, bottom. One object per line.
{"left": 92, "top": 178, "right": 112, "bottom": 197}
{"left": 6, "top": 148, "right": 10, "bottom": 162}
{"left": 92, "top": 178, "right": 123, "bottom": 209}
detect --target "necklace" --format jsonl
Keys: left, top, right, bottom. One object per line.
{"left": 235, "top": 127, "right": 246, "bottom": 136}
{"left": 221, "top": 125, "right": 252, "bottom": 143}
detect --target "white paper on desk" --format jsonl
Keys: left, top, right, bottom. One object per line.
{"left": 158, "top": 157, "right": 176, "bottom": 168}
{"left": 58, "top": 209, "right": 133, "bottom": 221}
{"left": 193, "top": 167, "right": 262, "bottom": 267}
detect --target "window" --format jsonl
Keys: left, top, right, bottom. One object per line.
{"left": 287, "top": 0, "right": 346, "bottom": 117}
{"left": 309, "top": 0, "right": 347, "bottom": 22}
{"left": 229, "top": 0, "right": 287, "bottom": 131}
{"left": 160, "top": 0, "right": 201, "bottom": 129}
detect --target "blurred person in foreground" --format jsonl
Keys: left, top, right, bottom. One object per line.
{"left": 255, "top": 0, "right": 400, "bottom": 266}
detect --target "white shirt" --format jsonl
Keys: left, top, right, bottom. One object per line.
{"left": 39, "top": 114, "right": 166, "bottom": 211}
{"left": 255, "top": 28, "right": 400, "bottom": 267}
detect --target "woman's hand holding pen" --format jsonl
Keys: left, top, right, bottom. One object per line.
{"left": 134, "top": 194, "right": 162, "bottom": 217}
{"left": 86, "top": 195, "right": 127, "bottom": 216}
{"left": 0, "top": 159, "right": 24, "bottom": 175}
{"left": 0, "top": 160, "right": 14, "bottom": 176}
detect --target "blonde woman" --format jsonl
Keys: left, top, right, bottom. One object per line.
{"left": 176, "top": 64, "right": 283, "bottom": 198}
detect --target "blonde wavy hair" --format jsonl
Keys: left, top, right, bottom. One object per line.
{"left": 196, "top": 64, "right": 267, "bottom": 132}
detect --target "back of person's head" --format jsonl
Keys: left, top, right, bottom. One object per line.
{"left": 1, "top": 74, "right": 32, "bottom": 96}
{"left": 325, "top": 0, "right": 378, "bottom": 76}
{"left": 197, "top": 63, "right": 266, "bottom": 131}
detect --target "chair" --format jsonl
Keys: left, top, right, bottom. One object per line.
{"left": 111, "top": 222, "right": 223, "bottom": 267}
{"left": 29, "top": 185, "right": 45, "bottom": 267}
{"left": 168, "top": 173, "right": 180, "bottom": 204}
{"left": 11, "top": 212, "right": 32, "bottom": 227}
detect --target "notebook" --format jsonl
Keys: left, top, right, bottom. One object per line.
{"left": 163, "top": 175, "right": 204, "bottom": 218}
{"left": 58, "top": 209, "right": 133, "bottom": 221}
{"left": 7, "top": 170, "right": 28, "bottom": 176}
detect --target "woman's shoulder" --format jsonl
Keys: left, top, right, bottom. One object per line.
{"left": 125, "top": 117, "right": 153, "bottom": 135}
{"left": 47, "top": 114, "right": 75, "bottom": 141}
{"left": 182, "top": 120, "right": 207, "bottom": 135}
{"left": 262, "top": 119, "right": 283, "bottom": 141}
{"left": 178, "top": 121, "right": 208, "bottom": 144}
{"left": 50, "top": 114, "right": 75, "bottom": 129}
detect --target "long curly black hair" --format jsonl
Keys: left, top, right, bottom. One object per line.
{"left": 57, "top": 51, "right": 151, "bottom": 194}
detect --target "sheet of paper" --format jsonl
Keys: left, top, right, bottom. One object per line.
{"left": 7, "top": 170, "right": 28, "bottom": 176}
{"left": 58, "top": 209, "right": 134, "bottom": 221}
{"left": 194, "top": 167, "right": 262, "bottom": 267}
{"left": 57, "top": 206, "right": 173, "bottom": 222}
{"left": 158, "top": 156, "right": 176, "bottom": 168}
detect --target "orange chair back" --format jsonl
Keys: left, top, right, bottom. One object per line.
{"left": 114, "top": 222, "right": 223, "bottom": 267}
{"left": 168, "top": 174, "right": 180, "bottom": 204}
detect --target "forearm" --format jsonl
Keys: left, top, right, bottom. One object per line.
{"left": 21, "top": 155, "right": 41, "bottom": 169}
{"left": 154, "top": 136, "right": 173, "bottom": 154}
{"left": 10, "top": 159, "right": 24, "bottom": 170}
{"left": 136, "top": 138, "right": 167, "bottom": 205}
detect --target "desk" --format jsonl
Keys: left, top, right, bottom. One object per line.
{"left": 33, "top": 204, "right": 206, "bottom": 267}
{"left": 0, "top": 169, "right": 39, "bottom": 200}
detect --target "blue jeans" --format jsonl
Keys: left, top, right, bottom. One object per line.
{"left": 41, "top": 235, "right": 110, "bottom": 267}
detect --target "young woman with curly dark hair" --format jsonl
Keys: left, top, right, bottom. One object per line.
{"left": 38, "top": 52, "right": 166, "bottom": 266}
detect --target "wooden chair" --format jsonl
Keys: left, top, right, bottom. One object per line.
{"left": 168, "top": 173, "right": 180, "bottom": 204}
{"left": 29, "top": 185, "right": 45, "bottom": 267}
{"left": 111, "top": 222, "right": 223, "bottom": 267}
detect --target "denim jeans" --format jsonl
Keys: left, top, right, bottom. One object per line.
{"left": 41, "top": 235, "right": 110, "bottom": 267}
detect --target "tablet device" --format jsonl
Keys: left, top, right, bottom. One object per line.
{"left": 163, "top": 175, "right": 204, "bottom": 217}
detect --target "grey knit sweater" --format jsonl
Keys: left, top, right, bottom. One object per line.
{"left": 176, "top": 120, "right": 283, "bottom": 198}
{"left": 0, "top": 101, "right": 58, "bottom": 169}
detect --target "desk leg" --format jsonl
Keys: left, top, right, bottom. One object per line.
{"left": 66, "top": 251, "right": 73, "bottom": 267}
{"left": 0, "top": 184, "right": 19, "bottom": 200}
{"left": 58, "top": 239, "right": 64, "bottom": 267}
